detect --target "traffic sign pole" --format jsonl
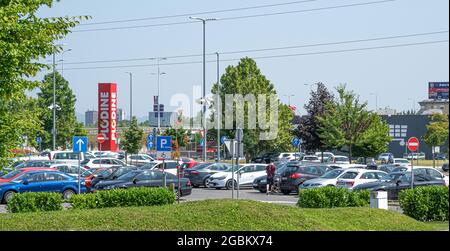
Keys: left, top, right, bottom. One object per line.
{"left": 78, "top": 152, "right": 81, "bottom": 194}
{"left": 407, "top": 137, "right": 420, "bottom": 190}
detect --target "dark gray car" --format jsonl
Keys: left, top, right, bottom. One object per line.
{"left": 184, "top": 163, "right": 231, "bottom": 188}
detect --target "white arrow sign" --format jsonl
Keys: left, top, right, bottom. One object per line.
{"left": 76, "top": 139, "right": 85, "bottom": 150}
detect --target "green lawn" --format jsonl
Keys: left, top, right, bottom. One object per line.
{"left": 0, "top": 200, "right": 447, "bottom": 231}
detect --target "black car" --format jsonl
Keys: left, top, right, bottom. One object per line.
{"left": 378, "top": 164, "right": 397, "bottom": 173}
{"left": 184, "top": 163, "right": 231, "bottom": 188}
{"left": 90, "top": 166, "right": 137, "bottom": 188}
{"left": 252, "top": 162, "right": 290, "bottom": 193}
{"left": 251, "top": 153, "right": 279, "bottom": 164}
{"left": 94, "top": 170, "right": 192, "bottom": 198}
{"left": 435, "top": 153, "right": 447, "bottom": 160}
{"left": 353, "top": 171, "right": 446, "bottom": 200}
{"left": 279, "top": 164, "right": 335, "bottom": 195}
{"left": 442, "top": 163, "right": 449, "bottom": 172}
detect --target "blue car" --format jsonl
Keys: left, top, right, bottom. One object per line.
{"left": 0, "top": 170, "right": 87, "bottom": 204}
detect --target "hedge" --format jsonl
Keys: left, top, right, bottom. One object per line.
{"left": 7, "top": 192, "right": 63, "bottom": 213}
{"left": 399, "top": 186, "right": 449, "bottom": 222}
{"left": 298, "top": 187, "right": 370, "bottom": 208}
{"left": 69, "top": 187, "right": 176, "bottom": 209}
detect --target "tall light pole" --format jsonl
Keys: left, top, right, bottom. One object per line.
{"left": 60, "top": 48, "right": 71, "bottom": 78}
{"left": 52, "top": 46, "right": 56, "bottom": 151}
{"left": 370, "top": 93, "right": 378, "bottom": 112}
{"left": 149, "top": 58, "right": 167, "bottom": 135}
{"left": 408, "top": 98, "right": 416, "bottom": 114}
{"left": 216, "top": 52, "right": 221, "bottom": 162}
{"left": 284, "top": 94, "right": 295, "bottom": 106}
{"left": 189, "top": 16, "right": 217, "bottom": 161}
{"left": 125, "top": 72, "right": 133, "bottom": 123}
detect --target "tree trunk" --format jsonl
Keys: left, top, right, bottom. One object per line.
{"left": 349, "top": 145, "right": 352, "bottom": 164}
{"left": 321, "top": 151, "right": 324, "bottom": 163}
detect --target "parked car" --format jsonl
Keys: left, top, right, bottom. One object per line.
{"left": 0, "top": 168, "right": 56, "bottom": 183}
{"left": 81, "top": 158, "right": 126, "bottom": 169}
{"left": 279, "top": 164, "right": 336, "bottom": 194}
{"left": 378, "top": 164, "right": 397, "bottom": 173}
{"left": 404, "top": 152, "right": 426, "bottom": 160}
{"left": 90, "top": 166, "right": 137, "bottom": 189}
{"left": 184, "top": 163, "right": 231, "bottom": 188}
{"left": 276, "top": 152, "right": 303, "bottom": 162}
{"left": 48, "top": 151, "right": 88, "bottom": 165}
{"left": 14, "top": 160, "right": 64, "bottom": 169}
{"left": 252, "top": 162, "right": 290, "bottom": 193}
{"left": 336, "top": 169, "right": 387, "bottom": 190}
{"left": 301, "top": 155, "right": 321, "bottom": 163}
{"left": 443, "top": 163, "right": 449, "bottom": 172}
{"left": 127, "top": 154, "right": 155, "bottom": 166}
{"left": 51, "top": 164, "right": 89, "bottom": 178}
{"left": 180, "top": 158, "right": 199, "bottom": 169}
{"left": 93, "top": 170, "right": 192, "bottom": 198}
{"left": 142, "top": 161, "right": 181, "bottom": 176}
{"left": 328, "top": 164, "right": 367, "bottom": 169}
{"left": 208, "top": 164, "right": 267, "bottom": 190}
{"left": 434, "top": 153, "right": 447, "bottom": 160}
{"left": 0, "top": 170, "right": 87, "bottom": 204}
{"left": 353, "top": 171, "right": 446, "bottom": 200}
{"left": 378, "top": 153, "right": 394, "bottom": 163}
{"left": 251, "top": 152, "right": 279, "bottom": 163}
{"left": 393, "top": 158, "right": 411, "bottom": 167}
{"left": 333, "top": 156, "right": 350, "bottom": 164}
{"left": 300, "top": 168, "right": 368, "bottom": 189}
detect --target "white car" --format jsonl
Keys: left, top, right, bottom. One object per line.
{"left": 329, "top": 164, "right": 367, "bottom": 169}
{"left": 315, "top": 152, "right": 335, "bottom": 162}
{"left": 336, "top": 169, "right": 388, "bottom": 190}
{"left": 127, "top": 154, "right": 155, "bottom": 166}
{"left": 393, "top": 158, "right": 411, "bottom": 167}
{"left": 300, "top": 168, "right": 362, "bottom": 189}
{"left": 277, "top": 153, "right": 302, "bottom": 161}
{"left": 301, "top": 155, "right": 321, "bottom": 163}
{"left": 50, "top": 164, "right": 89, "bottom": 178}
{"left": 333, "top": 155, "right": 350, "bottom": 164}
{"left": 208, "top": 164, "right": 267, "bottom": 190}
{"left": 81, "top": 158, "right": 126, "bottom": 169}
{"left": 146, "top": 160, "right": 181, "bottom": 176}
{"left": 48, "top": 151, "right": 88, "bottom": 165}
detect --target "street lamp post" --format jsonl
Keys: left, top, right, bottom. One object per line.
{"left": 189, "top": 16, "right": 217, "bottom": 162}
{"left": 52, "top": 46, "right": 56, "bottom": 151}
{"left": 150, "top": 58, "right": 167, "bottom": 135}
{"left": 60, "top": 48, "right": 72, "bottom": 78}
{"left": 125, "top": 72, "right": 133, "bottom": 123}
{"left": 284, "top": 94, "right": 295, "bottom": 106}
{"left": 216, "top": 52, "right": 221, "bottom": 162}
{"left": 370, "top": 93, "right": 379, "bottom": 112}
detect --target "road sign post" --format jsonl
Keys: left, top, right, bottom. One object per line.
{"left": 292, "top": 137, "right": 300, "bottom": 161}
{"left": 97, "top": 134, "right": 105, "bottom": 168}
{"left": 157, "top": 136, "right": 172, "bottom": 189}
{"left": 407, "top": 137, "right": 420, "bottom": 189}
{"left": 235, "top": 129, "right": 243, "bottom": 200}
{"left": 73, "top": 136, "right": 88, "bottom": 195}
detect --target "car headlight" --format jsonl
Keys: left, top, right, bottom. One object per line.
{"left": 215, "top": 176, "right": 227, "bottom": 180}
{"left": 310, "top": 184, "right": 321, "bottom": 187}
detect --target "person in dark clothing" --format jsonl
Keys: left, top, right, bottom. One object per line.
{"left": 266, "top": 162, "right": 276, "bottom": 195}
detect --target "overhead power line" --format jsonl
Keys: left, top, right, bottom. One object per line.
{"left": 80, "top": 0, "right": 317, "bottom": 26}
{"left": 60, "top": 40, "right": 449, "bottom": 71}
{"left": 73, "top": 0, "right": 396, "bottom": 33}
{"left": 61, "top": 30, "right": 449, "bottom": 65}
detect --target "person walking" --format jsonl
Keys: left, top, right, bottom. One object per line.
{"left": 266, "top": 162, "right": 276, "bottom": 195}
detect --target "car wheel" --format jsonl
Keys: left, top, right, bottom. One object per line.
{"left": 204, "top": 178, "right": 211, "bottom": 188}
{"left": 225, "top": 180, "right": 237, "bottom": 190}
{"left": 3, "top": 191, "right": 16, "bottom": 204}
{"left": 281, "top": 189, "right": 290, "bottom": 195}
{"left": 62, "top": 189, "right": 75, "bottom": 200}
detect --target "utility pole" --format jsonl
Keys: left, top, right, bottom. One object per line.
{"left": 125, "top": 72, "right": 133, "bottom": 123}
{"left": 216, "top": 52, "right": 221, "bottom": 162}
{"left": 52, "top": 46, "right": 56, "bottom": 151}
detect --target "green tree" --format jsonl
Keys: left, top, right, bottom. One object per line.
{"left": 37, "top": 71, "right": 83, "bottom": 150}
{"left": 352, "top": 115, "right": 391, "bottom": 163}
{"left": 122, "top": 117, "right": 144, "bottom": 164}
{"left": 317, "top": 85, "right": 374, "bottom": 163}
{"left": 0, "top": 0, "right": 86, "bottom": 165}
{"left": 293, "top": 83, "right": 334, "bottom": 161}
{"left": 211, "top": 57, "right": 294, "bottom": 160}
{"left": 424, "top": 114, "right": 449, "bottom": 169}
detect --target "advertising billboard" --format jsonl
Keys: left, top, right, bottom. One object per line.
{"left": 98, "top": 83, "right": 118, "bottom": 151}
{"left": 429, "top": 82, "right": 449, "bottom": 100}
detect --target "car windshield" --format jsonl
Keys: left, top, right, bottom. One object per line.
{"left": 395, "top": 159, "right": 409, "bottom": 163}
{"left": 304, "top": 157, "right": 317, "bottom": 160}
{"left": 275, "top": 163, "right": 288, "bottom": 174}
{"left": 117, "top": 171, "right": 141, "bottom": 181}
{"left": 80, "top": 170, "right": 94, "bottom": 177}
{"left": 1, "top": 169, "right": 21, "bottom": 179}
{"left": 378, "top": 173, "right": 402, "bottom": 182}
{"left": 192, "top": 163, "right": 212, "bottom": 170}
{"left": 335, "top": 157, "right": 348, "bottom": 161}
{"left": 392, "top": 167, "right": 408, "bottom": 172}
{"left": 321, "top": 169, "right": 345, "bottom": 179}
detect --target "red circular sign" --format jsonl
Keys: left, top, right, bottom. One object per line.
{"left": 407, "top": 137, "right": 420, "bottom": 152}
{"left": 97, "top": 133, "right": 106, "bottom": 144}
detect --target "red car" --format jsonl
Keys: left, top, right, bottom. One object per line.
{"left": 181, "top": 158, "right": 199, "bottom": 169}
{"left": 0, "top": 168, "right": 56, "bottom": 183}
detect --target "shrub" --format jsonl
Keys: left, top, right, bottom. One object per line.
{"left": 69, "top": 187, "right": 176, "bottom": 210}
{"left": 399, "top": 186, "right": 449, "bottom": 222}
{"left": 298, "top": 187, "right": 370, "bottom": 208}
{"left": 7, "top": 192, "right": 63, "bottom": 213}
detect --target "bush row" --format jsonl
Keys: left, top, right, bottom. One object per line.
{"left": 69, "top": 187, "right": 176, "bottom": 209}
{"left": 297, "top": 187, "right": 370, "bottom": 208}
{"left": 399, "top": 186, "right": 449, "bottom": 222}
{"left": 7, "top": 192, "right": 63, "bottom": 213}
{"left": 7, "top": 187, "right": 176, "bottom": 213}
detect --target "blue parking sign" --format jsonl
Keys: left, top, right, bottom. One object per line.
{"left": 156, "top": 136, "right": 172, "bottom": 152}
{"left": 292, "top": 137, "right": 300, "bottom": 147}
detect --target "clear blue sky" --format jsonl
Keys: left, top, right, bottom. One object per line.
{"left": 35, "top": 0, "right": 449, "bottom": 120}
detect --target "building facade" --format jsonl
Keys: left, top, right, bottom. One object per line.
{"left": 85, "top": 110, "right": 98, "bottom": 127}
{"left": 117, "top": 108, "right": 126, "bottom": 122}
{"left": 418, "top": 99, "right": 449, "bottom": 115}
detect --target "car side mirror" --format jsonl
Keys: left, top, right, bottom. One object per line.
{"left": 22, "top": 179, "right": 29, "bottom": 185}
{"left": 133, "top": 178, "right": 138, "bottom": 184}
{"left": 396, "top": 180, "right": 401, "bottom": 186}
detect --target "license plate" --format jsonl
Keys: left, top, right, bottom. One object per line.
{"left": 282, "top": 177, "right": 288, "bottom": 181}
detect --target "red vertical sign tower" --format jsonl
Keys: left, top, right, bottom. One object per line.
{"left": 98, "top": 83, "right": 118, "bottom": 152}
